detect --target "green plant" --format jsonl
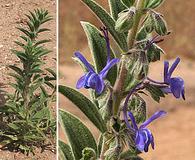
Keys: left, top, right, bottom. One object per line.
{"left": 59, "top": 0, "right": 185, "bottom": 159}
{"left": 0, "top": 9, "right": 56, "bottom": 154}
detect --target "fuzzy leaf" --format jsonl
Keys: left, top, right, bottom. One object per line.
{"left": 81, "top": 0, "right": 128, "bottom": 51}
{"left": 59, "top": 110, "right": 97, "bottom": 160}
{"left": 59, "top": 85, "right": 107, "bottom": 133}
{"left": 97, "top": 134, "right": 103, "bottom": 157}
{"left": 108, "top": 0, "right": 126, "bottom": 20}
{"left": 120, "top": 0, "right": 135, "bottom": 7}
{"left": 145, "top": 84, "right": 165, "bottom": 102}
{"left": 32, "top": 107, "right": 50, "bottom": 120}
{"left": 127, "top": 95, "right": 146, "bottom": 124}
{"left": 81, "top": 21, "right": 117, "bottom": 85}
{"left": 120, "top": 149, "right": 143, "bottom": 160}
{"left": 145, "top": 0, "right": 164, "bottom": 9}
{"left": 147, "top": 43, "right": 164, "bottom": 62}
{"left": 58, "top": 140, "right": 74, "bottom": 160}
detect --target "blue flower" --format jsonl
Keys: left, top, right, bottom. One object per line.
{"left": 163, "top": 57, "right": 185, "bottom": 99}
{"left": 126, "top": 111, "right": 166, "bottom": 152}
{"left": 75, "top": 52, "right": 119, "bottom": 94}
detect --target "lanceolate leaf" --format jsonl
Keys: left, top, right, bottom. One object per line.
{"left": 58, "top": 140, "right": 74, "bottom": 160}
{"left": 145, "top": 0, "right": 164, "bottom": 9}
{"left": 147, "top": 43, "right": 164, "bottom": 62}
{"left": 97, "top": 134, "right": 103, "bottom": 157}
{"left": 59, "top": 110, "right": 97, "bottom": 160}
{"left": 81, "top": 21, "right": 117, "bottom": 85}
{"left": 108, "top": 0, "right": 126, "bottom": 20}
{"left": 59, "top": 85, "right": 107, "bottom": 133}
{"left": 81, "top": 0, "right": 128, "bottom": 51}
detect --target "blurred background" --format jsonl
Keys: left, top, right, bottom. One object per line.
{"left": 59, "top": 0, "right": 195, "bottom": 159}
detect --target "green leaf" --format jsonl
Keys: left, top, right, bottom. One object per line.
{"left": 120, "top": 150, "right": 143, "bottom": 160}
{"left": 124, "top": 53, "right": 145, "bottom": 92}
{"left": 59, "top": 85, "right": 107, "bottom": 133}
{"left": 81, "top": 0, "right": 128, "bottom": 51}
{"left": 58, "top": 140, "right": 74, "bottom": 160}
{"left": 147, "top": 43, "right": 164, "bottom": 62}
{"left": 81, "top": 21, "right": 117, "bottom": 85}
{"left": 145, "top": 84, "right": 165, "bottom": 102}
{"left": 145, "top": 0, "right": 164, "bottom": 9}
{"left": 127, "top": 95, "right": 146, "bottom": 124}
{"left": 35, "top": 39, "right": 51, "bottom": 46}
{"left": 120, "top": 0, "right": 135, "bottom": 7}
{"left": 32, "top": 107, "right": 50, "bottom": 120}
{"left": 9, "top": 65, "right": 23, "bottom": 76}
{"left": 45, "top": 68, "right": 56, "bottom": 79}
{"left": 108, "top": 0, "right": 126, "bottom": 20}
{"left": 97, "top": 134, "right": 103, "bottom": 157}
{"left": 59, "top": 110, "right": 97, "bottom": 160}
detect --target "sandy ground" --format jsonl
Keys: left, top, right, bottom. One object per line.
{"left": 0, "top": 0, "right": 56, "bottom": 159}
{"left": 59, "top": 58, "right": 195, "bottom": 160}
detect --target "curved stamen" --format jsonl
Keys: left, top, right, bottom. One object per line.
{"left": 100, "top": 27, "right": 111, "bottom": 62}
{"left": 123, "top": 83, "right": 143, "bottom": 131}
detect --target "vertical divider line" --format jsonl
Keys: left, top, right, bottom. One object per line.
{"left": 56, "top": 0, "right": 59, "bottom": 159}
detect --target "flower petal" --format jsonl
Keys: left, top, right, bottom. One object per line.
{"left": 170, "top": 77, "right": 184, "bottom": 99}
{"left": 150, "top": 133, "right": 155, "bottom": 149}
{"left": 95, "top": 76, "right": 105, "bottom": 94}
{"left": 76, "top": 74, "right": 87, "bottom": 89}
{"left": 164, "top": 61, "right": 169, "bottom": 82}
{"left": 99, "top": 58, "right": 119, "bottom": 78}
{"left": 86, "top": 73, "right": 98, "bottom": 89}
{"left": 74, "top": 52, "right": 95, "bottom": 72}
{"left": 144, "top": 129, "right": 153, "bottom": 152}
{"left": 161, "top": 87, "right": 172, "bottom": 94}
{"left": 182, "top": 88, "right": 185, "bottom": 100}
{"left": 168, "top": 57, "right": 180, "bottom": 77}
{"left": 135, "top": 130, "right": 148, "bottom": 152}
{"left": 140, "top": 111, "right": 166, "bottom": 129}
{"left": 128, "top": 111, "right": 138, "bottom": 130}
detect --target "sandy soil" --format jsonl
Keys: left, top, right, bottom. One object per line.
{"left": 59, "top": 58, "right": 195, "bottom": 160}
{"left": 0, "top": 0, "right": 56, "bottom": 159}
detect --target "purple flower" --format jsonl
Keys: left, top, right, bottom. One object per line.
{"left": 75, "top": 52, "right": 119, "bottom": 94}
{"left": 163, "top": 57, "right": 185, "bottom": 99}
{"left": 127, "top": 111, "right": 166, "bottom": 152}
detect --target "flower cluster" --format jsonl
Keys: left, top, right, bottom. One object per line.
{"left": 75, "top": 27, "right": 185, "bottom": 153}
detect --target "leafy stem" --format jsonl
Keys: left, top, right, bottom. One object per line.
{"left": 112, "top": 0, "right": 146, "bottom": 117}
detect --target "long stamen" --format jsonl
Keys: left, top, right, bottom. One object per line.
{"left": 146, "top": 77, "right": 167, "bottom": 85}
{"left": 100, "top": 27, "right": 111, "bottom": 62}
{"left": 144, "top": 35, "right": 164, "bottom": 51}
{"left": 123, "top": 83, "right": 143, "bottom": 131}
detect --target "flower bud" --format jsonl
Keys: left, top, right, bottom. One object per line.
{"left": 115, "top": 7, "right": 136, "bottom": 33}
{"left": 120, "top": 0, "right": 135, "bottom": 7}
{"left": 145, "top": 0, "right": 164, "bottom": 9}
{"left": 153, "top": 13, "right": 168, "bottom": 36}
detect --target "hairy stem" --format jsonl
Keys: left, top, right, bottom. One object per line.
{"left": 100, "top": 136, "right": 109, "bottom": 159}
{"left": 112, "top": 0, "right": 145, "bottom": 117}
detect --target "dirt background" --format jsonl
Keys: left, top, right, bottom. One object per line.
{"left": 0, "top": 0, "right": 56, "bottom": 160}
{"left": 59, "top": 0, "right": 195, "bottom": 160}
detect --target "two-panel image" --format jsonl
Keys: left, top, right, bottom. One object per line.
{"left": 0, "top": 0, "right": 194, "bottom": 159}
